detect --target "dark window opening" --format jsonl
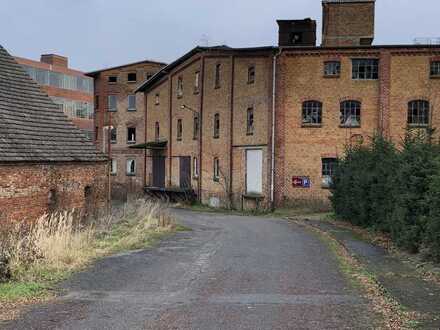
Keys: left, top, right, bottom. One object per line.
{"left": 324, "top": 61, "right": 341, "bottom": 77}
{"left": 213, "top": 113, "right": 220, "bottom": 138}
{"left": 408, "top": 100, "right": 430, "bottom": 127}
{"left": 215, "top": 64, "right": 221, "bottom": 89}
{"left": 155, "top": 122, "right": 160, "bottom": 140}
{"left": 48, "top": 189, "right": 58, "bottom": 213}
{"left": 127, "top": 159, "right": 136, "bottom": 176}
{"left": 302, "top": 101, "right": 322, "bottom": 126}
{"left": 127, "top": 72, "right": 137, "bottom": 82}
{"left": 110, "top": 127, "right": 117, "bottom": 143}
{"left": 340, "top": 101, "right": 361, "bottom": 127}
{"left": 291, "top": 32, "right": 303, "bottom": 44}
{"left": 248, "top": 66, "right": 255, "bottom": 84}
{"left": 247, "top": 107, "right": 254, "bottom": 135}
{"left": 108, "top": 76, "right": 117, "bottom": 83}
{"left": 193, "top": 114, "right": 199, "bottom": 140}
{"left": 127, "top": 127, "right": 136, "bottom": 143}
{"left": 213, "top": 157, "right": 220, "bottom": 181}
{"left": 177, "top": 119, "right": 183, "bottom": 141}
{"left": 430, "top": 61, "right": 440, "bottom": 77}
{"left": 352, "top": 59, "right": 379, "bottom": 80}
{"left": 94, "top": 95, "right": 99, "bottom": 109}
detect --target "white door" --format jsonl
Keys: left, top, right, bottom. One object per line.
{"left": 246, "top": 149, "right": 263, "bottom": 194}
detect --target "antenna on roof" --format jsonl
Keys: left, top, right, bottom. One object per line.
{"left": 414, "top": 37, "right": 440, "bottom": 45}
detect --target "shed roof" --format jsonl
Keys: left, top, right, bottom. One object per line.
{"left": 0, "top": 45, "right": 107, "bottom": 163}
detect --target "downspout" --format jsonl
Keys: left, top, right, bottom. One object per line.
{"left": 229, "top": 55, "right": 235, "bottom": 208}
{"left": 198, "top": 56, "right": 205, "bottom": 202}
{"left": 270, "top": 48, "right": 282, "bottom": 211}
{"left": 144, "top": 93, "right": 148, "bottom": 187}
{"left": 168, "top": 76, "right": 173, "bottom": 187}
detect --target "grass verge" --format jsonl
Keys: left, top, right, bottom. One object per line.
{"left": 0, "top": 200, "right": 179, "bottom": 321}
{"left": 291, "top": 218, "right": 418, "bottom": 330}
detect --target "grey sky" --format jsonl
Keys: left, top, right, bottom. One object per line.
{"left": 1, "top": 0, "right": 439, "bottom": 72}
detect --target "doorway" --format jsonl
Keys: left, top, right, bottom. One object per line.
{"left": 179, "top": 156, "right": 191, "bottom": 189}
{"left": 152, "top": 156, "right": 165, "bottom": 188}
{"left": 246, "top": 149, "right": 263, "bottom": 194}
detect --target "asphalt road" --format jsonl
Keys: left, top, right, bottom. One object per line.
{"left": 3, "top": 209, "right": 379, "bottom": 330}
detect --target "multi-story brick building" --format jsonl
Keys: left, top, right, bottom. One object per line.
{"left": 0, "top": 45, "right": 108, "bottom": 222}
{"left": 132, "top": 0, "right": 440, "bottom": 210}
{"left": 14, "top": 54, "right": 95, "bottom": 140}
{"left": 88, "top": 60, "right": 166, "bottom": 199}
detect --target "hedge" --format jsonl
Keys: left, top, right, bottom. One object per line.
{"left": 330, "top": 132, "right": 440, "bottom": 262}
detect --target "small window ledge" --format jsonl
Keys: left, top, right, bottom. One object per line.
{"left": 302, "top": 124, "right": 322, "bottom": 128}
{"left": 339, "top": 125, "right": 361, "bottom": 129}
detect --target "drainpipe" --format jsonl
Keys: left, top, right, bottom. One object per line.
{"left": 270, "top": 48, "right": 282, "bottom": 211}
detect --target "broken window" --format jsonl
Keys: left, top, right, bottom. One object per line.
{"left": 127, "top": 127, "right": 136, "bottom": 143}
{"left": 322, "top": 158, "right": 337, "bottom": 189}
{"left": 177, "top": 119, "right": 183, "bottom": 141}
{"left": 126, "top": 159, "right": 136, "bottom": 176}
{"left": 302, "top": 101, "right": 322, "bottom": 126}
{"left": 408, "top": 100, "right": 430, "bottom": 127}
{"left": 324, "top": 61, "right": 341, "bottom": 77}
{"left": 352, "top": 59, "right": 379, "bottom": 80}
{"left": 213, "top": 113, "right": 220, "bottom": 138}
{"left": 340, "top": 101, "right": 361, "bottom": 127}
{"left": 247, "top": 107, "right": 254, "bottom": 135}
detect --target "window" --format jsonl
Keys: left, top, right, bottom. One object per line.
{"left": 215, "top": 63, "right": 221, "bottom": 89}
{"left": 408, "top": 100, "right": 430, "bottom": 127}
{"left": 94, "top": 95, "right": 99, "bottom": 109}
{"left": 110, "top": 127, "right": 117, "bottom": 143}
{"left": 128, "top": 95, "right": 136, "bottom": 111}
{"left": 108, "top": 76, "right": 117, "bottom": 83}
{"left": 108, "top": 95, "right": 117, "bottom": 112}
{"left": 155, "top": 93, "right": 160, "bottom": 105}
{"left": 193, "top": 114, "right": 199, "bottom": 140}
{"left": 146, "top": 73, "right": 153, "bottom": 80}
{"left": 177, "top": 119, "right": 183, "bottom": 141}
{"left": 177, "top": 76, "right": 183, "bottom": 97}
{"left": 302, "top": 101, "right": 322, "bottom": 126}
{"left": 127, "top": 72, "right": 137, "bottom": 82}
{"left": 213, "top": 157, "right": 220, "bottom": 181}
{"left": 340, "top": 101, "right": 361, "bottom": 127}
{"left": 213, "top": 113, "right": 220, "bottom": 138}
{"left": 430, "top": 61, "right": 440, "bottom": 77}
{"left": 322, "top": 158, "right": 337, "bottom": 188}
{"left": 155, "top": 122, "right": 160, "bottom": 140}
{"left": 193, "top": 157, "right": 199, "bottom": 178}
{"left": 126, "top": 159, "right": 136, "bottom": 176}
{"left": 247, "top": 107, "right": 254, "bottom": 135}
{"left": 352, "top": 59, "right": 379, "bottom": 80}
{"left": 248, "top": 66, "right": 255, "bottom": 84}
{"left": 127, "top": 127, "right": 136, "bottom": 143}
{"left": 324, "top": 61, "right": 341, "bottom": 77}
{"left": 111, "top": 159, "right": 117, "bottom": 175}
{"left": 194, "top": 71, "right": 200, "bottom": 93}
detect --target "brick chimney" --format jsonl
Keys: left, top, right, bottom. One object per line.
{"left": 322, "top": 0, "right": 375, "bottom": 47}
{"left": 40, "top": 54, "right": 68, "bottom": 68}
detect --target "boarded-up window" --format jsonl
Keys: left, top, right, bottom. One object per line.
{"left": 246, "top": 149, "right": 263, "bottom": 194}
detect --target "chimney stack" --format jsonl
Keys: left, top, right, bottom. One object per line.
{"left": 321, "top": 0, "right": 375, "bottom": 47}
{"left": 40, "top": 54, "right": 68, "bottom": 68}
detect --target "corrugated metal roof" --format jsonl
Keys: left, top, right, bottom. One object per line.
{"left": 0, "top": 45, "right": 107, "bottom": 163}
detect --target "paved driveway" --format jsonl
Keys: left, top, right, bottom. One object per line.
{"left": 3, "top": 209, "right": 379, "bottom": 329}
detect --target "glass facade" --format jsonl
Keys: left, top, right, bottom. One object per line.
{"left": 22, "top": 65, "right": 94, "bottom": 94}
{"left": 51, "top": 97, "right": 94, "bottom": 120}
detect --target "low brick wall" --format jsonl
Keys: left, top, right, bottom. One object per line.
{"left": 0, "top": 162, "right": 108, "bottom": 222}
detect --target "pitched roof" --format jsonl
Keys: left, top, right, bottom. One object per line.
{"left": 0, "top": 45, "right": 107, "bottom": 163}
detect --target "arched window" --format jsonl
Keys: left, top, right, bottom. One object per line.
{"left": 302, "top": 101, "right": 322, "bottom": 125}
{"left": 340, "top": 100, "right": 361, "bottom": 127}
{"left": 408, "top": 100, "right": 430, "bottom": 126}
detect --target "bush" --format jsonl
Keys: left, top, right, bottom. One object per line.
{"left": 331, "top": 132, "right": 440, "bottom": 261}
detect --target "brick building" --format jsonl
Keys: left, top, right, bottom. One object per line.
{"left": 14, "top": 54, "right": 95, "bottom": 140}
{"left": 88, "top": 60, "right": 166, "bottom": 200}
{"left": 0, "top": 45, "right": 108, "bottom": 222}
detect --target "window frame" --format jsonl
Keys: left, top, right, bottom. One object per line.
{"left": 213, "top": 113, "right": 220, "bottom": 139}
{"left": 324, "top": 61, "right": 341, "bottom": 77}
{"left": 108, "top": 95, "right": 117, "bottom": 112}
{"left": 194, "top": 71, "right": 200, "bottom": 94}
{"left": 177, "top": 76, "right": 183, "bottom": 98}
{"left": 193, "top": 157, "right": 199, "bottom": 179}
{"left": 127, "top": 127, "right": 136, "bottom": 144}
{"left": 430, "top": 61, "right": 440, "bottom": 78}
{"left": 407, "top": 100, "right": 430, "bottom": 127}
{"left": 108, "top": 75, "right": 118, "bottom": 84}
{"left": 127, "top": 94, "right": 136, "bottom": 111}
{"left": 127, "top": 72, "right": 137, "bottom": 83}
{"left": 193, "top": 114, "right": 199, "bottom": 140}
{"left": 248, "top": 66, "right": 256, "bottom": 84}
{"left": 246, "top": 107, "right": 254, "bottom": 135}
{"left": 213, "top": 157, "right": 220, "bottom": 182}
{"left": 322, "top": 158, "right": 337, "bottom": 189}
{"left": 155, "top": 122, "right": 160, "bottom": 141}
{"left": 302, "top": 101, "right": 323, "bottom": 126}
{"left": 111, "top": 159, "right": 117, "bottom": 175}
{"left": 126, "top": 159, "right": 136, "bottom": 176}
{"left": 155, "top": 93, "right": 160, "bottom": 105}
{"left": 340, "top": 100, "right": 361, "bottom": 128}
{"left": 94, "top": 95, "right": 99, "bottom": 110}
{"left": 352, "top": 59, "right": 379, "bottom": 80}
{"left": 177, "top": 119, "right": 183, "bottom": 141}
{"left": 110, "top": 127, "right": 117, "bottom": 144}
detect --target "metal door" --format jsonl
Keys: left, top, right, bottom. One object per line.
{"left": 152, "top": 156, "right": 165, "bottom": 188}
{"left": 179, "top": 156, "right": 191, "bottom": 189}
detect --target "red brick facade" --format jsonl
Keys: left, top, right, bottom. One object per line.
{"left": 0, "top": 163, "right": 108, "bottom": 222}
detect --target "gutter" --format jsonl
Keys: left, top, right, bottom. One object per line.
{"left": 270, "top": 48, "right": 282, "bottom": 211}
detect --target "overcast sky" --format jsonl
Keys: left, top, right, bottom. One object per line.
{"left": 1, "top": 0, "right": 439, "bottom": 72}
